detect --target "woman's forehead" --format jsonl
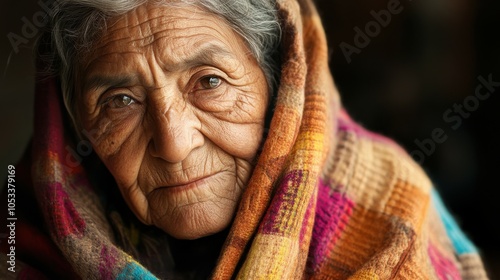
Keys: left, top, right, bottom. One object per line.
{"left": 94, "top": 4, "right": 233, "bottom": 51}
{"left": 81, "top": 3, "right": 249, "bottom": 79}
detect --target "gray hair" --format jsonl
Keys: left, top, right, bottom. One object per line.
{"left": 38, "top": 0, "right": 281, "bottom": 129}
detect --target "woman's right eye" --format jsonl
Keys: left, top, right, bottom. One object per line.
{"left": 103, "top": 94, "right": 136, "bottom": 108}
{"left": 199, "top": 76, "right": 222, "bottom": 89}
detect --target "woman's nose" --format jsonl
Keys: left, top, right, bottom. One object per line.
{"left": 148, "top": 97, "right": 204, "bottom": 163}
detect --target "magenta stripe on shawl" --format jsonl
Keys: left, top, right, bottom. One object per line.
{"left": 33, "top": 69, "right": 67, "bottom": 166}
{"left": 337, "top": 112, "right": 405, "bottom": 152}
{"left": 99, "top": 245, "right": 119, "bottom": 280}
{"left": 307, "top": 179, "right": 354, "bottom": 270}
{"left": 338, "top": 117, "right": 391, "bottom": 143}
{"left": 428, "top": 243, "right": 462, "bottom": 280}
{"left": 46, "top": 182, "right": 86, "bottom": 238}
{"left": 260, "top": 170, "right": 305, "bottom": 235}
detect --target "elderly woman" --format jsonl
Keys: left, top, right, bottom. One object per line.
{"left": 0, "top": 0, "right": 489, "bottom": 279}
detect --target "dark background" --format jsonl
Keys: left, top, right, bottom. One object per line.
{"left": 1, "top": 0, "right": 499, "bottom": 278}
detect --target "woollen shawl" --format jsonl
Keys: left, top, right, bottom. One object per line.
{"left": 3, "top": 0, "right": 489, "bottom": 279}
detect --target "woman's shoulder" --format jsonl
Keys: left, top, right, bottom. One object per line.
{"left": 323, "top": 110, "right": 432, "bottom": 216}
{"left": 310, "top": 112, "right": 487, "bottom": 278}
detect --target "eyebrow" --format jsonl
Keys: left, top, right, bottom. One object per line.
{"left": 83, "top": 75, "right": 137, "bottom": 94}
{"left": 167, "top": 44, "right": 237, "bottom": 72}
{"left": 82, "top": 44, "right": 239, "bottom": 94}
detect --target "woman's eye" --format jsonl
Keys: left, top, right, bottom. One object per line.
{"left": 199, "top": 76, "right": 222, "bottom": 89}
{"left": 105, "top": 94, "right": 136, "bottom": 108}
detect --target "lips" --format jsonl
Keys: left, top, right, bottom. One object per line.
{"left": 157, "top": 170, "right": 224, "bottom": 191}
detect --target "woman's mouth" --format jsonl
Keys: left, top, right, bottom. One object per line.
{"left": 157, "top": 171, "right": 224, "bottom": 193}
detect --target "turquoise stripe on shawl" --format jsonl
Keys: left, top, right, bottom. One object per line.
{"left": 432, "top": 189, "right": 477, "bottom": 255}
{"left": 117, "top": 262, "right": 158, "bottom": 280}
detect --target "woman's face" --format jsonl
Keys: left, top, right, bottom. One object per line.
{"left": 77, "top": 4, "right": 268, "bottom": 239}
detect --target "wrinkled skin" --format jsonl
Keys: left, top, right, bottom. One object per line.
{"left": 77, "top": 3, "right": 268, "bottom": 239}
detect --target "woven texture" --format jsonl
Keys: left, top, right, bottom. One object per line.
{"left": 0, "top": 0, "right": 489, "bottom": 279}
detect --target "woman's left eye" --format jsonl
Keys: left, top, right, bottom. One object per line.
{"left": 199, "top": 76, "right": 222, "bottom": 89}
{"left": 104, "top": 94, "right": 136, "bottom": 108}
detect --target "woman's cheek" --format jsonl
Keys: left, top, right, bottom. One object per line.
{"left": 191, "top": 89, "right": 267, "bottom": 161}
{"left": 89, "top": 107, "right": 144, "bottom": 156}
{"left": 82, "top": 108, "right": 147, "bottom": 196}
{"left": 230, "top": 123, "right": 265, "bottom": 159}
{"left": 118, "top": 181, "right": 152, "bottom": 225}
{"left": 226, "top": 90, "right": 267, "bottom": 158}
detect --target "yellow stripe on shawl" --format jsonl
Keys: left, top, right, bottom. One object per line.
{"left": 288, "top": 131, "right": 325, "bottom": 172}
{"left": 237, "top": 235, "right": 299, "bottom": 279}
{"left": 348, "top": 269, "right": 381, "bottom": 280}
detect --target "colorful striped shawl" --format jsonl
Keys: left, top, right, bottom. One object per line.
{"left": 1, "top": 0, "right": 489, "bottom": 279}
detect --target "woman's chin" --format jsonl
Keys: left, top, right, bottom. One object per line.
{"left": 154, "top": 204, "right": 235, "bottom": 240}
